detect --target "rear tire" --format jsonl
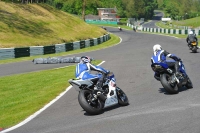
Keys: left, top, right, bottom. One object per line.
{"left": 160, "top": 73, "right": 179, "bottom": 94}
{"left": 192, "top": 47, "right": 197, "bottom": 53}
{"left": 116, "top": 87, "right": 129, "bottom": 106}
{"left": 78, "top": 90, "right": 103, "bottom": 115}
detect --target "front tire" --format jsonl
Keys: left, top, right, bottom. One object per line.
{"left": 78, "top": 90, "right": 103, "bottom": 115}
{"left": 116, "top": 87, "right": 129, "bottom": 106}
{"left": 160, "top": 73, "right": 179, "bottom": 94}
{"left": 185, "top": 76, "right": 193, "bottom": 89}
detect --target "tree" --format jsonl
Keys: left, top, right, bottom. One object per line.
{"left": 82, "top": 0, "right": 86, "bottom": 21}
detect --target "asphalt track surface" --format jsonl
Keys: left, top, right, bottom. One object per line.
{"left": 2, "top": 24, "right": 200, "bottom": 133}
{"left": 142, "top": 11, "right": 163, "bottom": 28}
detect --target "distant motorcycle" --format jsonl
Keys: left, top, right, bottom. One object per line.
{"left": 118, "top": 27, "right": 122, "bottom": 31}
{"left": 68, "top": 72, "right": 129, "bottom": 115}
{"left": 187, "top": 33, "right": 198, "bottom": 53}
{"left": 151, "top": 60, "right": 193, "bottom": 94}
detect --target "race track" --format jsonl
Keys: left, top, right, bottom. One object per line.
{"left": 2, "top": 27, "right": 200, "bottom": 133}
{"left": 142, "top": 11, "right": 163, "bottom": 28}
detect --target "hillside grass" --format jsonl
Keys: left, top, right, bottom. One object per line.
{"left": 0, "top": 2, "right": 107, "bottom": 48}
{"left": 172, "top": 16, "right": 200, "bottom": 28}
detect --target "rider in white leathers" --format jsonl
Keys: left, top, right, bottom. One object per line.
{"left": 75, "top": 56, "right": 109, "bottom": 90}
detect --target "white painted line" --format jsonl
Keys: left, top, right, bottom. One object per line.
{"left": 0, "top": 61, "right": 105, "bottom": 133}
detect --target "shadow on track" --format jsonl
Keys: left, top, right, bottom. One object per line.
{"left": 83, "top": 104, "right": 129, "bottom": 116}
{"left": 159, "top": 87, "right": 191, "bottom": 95}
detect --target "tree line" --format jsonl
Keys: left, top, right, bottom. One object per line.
{"left": 2, "top": 0, "right": 157, "bottom": 20}
{"left": 157, "top": 0, "right": 200, "bottom": 20}
{"left": 2, "top": 0, "right": 200, "bottom": 20}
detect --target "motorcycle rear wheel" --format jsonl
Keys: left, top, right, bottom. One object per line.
{"left": 78, "top": 90, "right": 103, "bottom": 115}
{"left": 160, "top": 73, "right": 179, "bottom": 94}
{"left": 116, "top": 87, "right": 129, "bottom": 106}
{"left": 192, "top": 46, "right": 197, "bottom": 53}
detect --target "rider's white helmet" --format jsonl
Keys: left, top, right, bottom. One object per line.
{"left": 189, "top": 31, "right": 193, "bottom": 34}
{"left": 153, "top": 44, "right": 162, "bottom": 53}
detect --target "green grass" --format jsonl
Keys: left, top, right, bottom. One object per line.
{"left": 155, "top": 15, "right": 200, "bottom": 29}
{"left": 0, "top": 33, "right": 120, "bottom": 64}
{"left": 172, "top": 16, "right": 200, "bottom": 28}
{"left": 0, "top": 60, "right": 101, "bottom": 128}
{"left": 156, "top": 21, "right": 178, "bottom": 29}
{"left": 0, "top": 2, "right": 107, "bottom": 48}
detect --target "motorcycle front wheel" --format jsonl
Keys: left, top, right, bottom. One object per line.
{"left": 160, "top": 73, "right": 179, "bottom": 94}
{"left": 185, "top": 76, "right": 193, "bottom": 89}
{"left": 116, "top": 87, "right": 129, "bottom": 106}
{"left": 78, "top": 90, "right": 103, "bottom": 115}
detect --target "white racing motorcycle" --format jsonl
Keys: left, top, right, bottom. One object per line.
{"left": 68, "top": 72, "right": 129, "bottom": 115}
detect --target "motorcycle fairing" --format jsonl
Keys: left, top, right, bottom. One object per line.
{"left": 179, "top": 61, "right": 187, "bottom": 75}
{"left": 68, "top": 79, "right": 93, "bottom": 91}
{"left": 104, "top": 79, "right": 118, "bottom": 108}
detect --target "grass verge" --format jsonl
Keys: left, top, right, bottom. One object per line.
{"left": 0, "top": 59, "right": 101, "bottom": 129}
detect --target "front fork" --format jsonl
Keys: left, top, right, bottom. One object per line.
{"left": 169, "top": 73, "right": 180, "bottom": 84}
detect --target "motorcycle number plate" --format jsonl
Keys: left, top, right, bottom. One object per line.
{"left": 192, "top": 42, "right": 196, "bottom": 45}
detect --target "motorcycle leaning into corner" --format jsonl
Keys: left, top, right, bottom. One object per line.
{"left": 68, "top": 71, "right": 129, "bottom": 115}
{"left": 151, "top": 60, "right": 193, "bottom": 94}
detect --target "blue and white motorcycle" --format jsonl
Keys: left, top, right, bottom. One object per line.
{"left": 68, "top": 72, "right": 129, "bottom": 115}
{"left": 151, "top": 60, "right": 193, "bottom": 94}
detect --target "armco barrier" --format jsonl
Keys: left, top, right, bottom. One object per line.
{"left": 65, "top": 43, "right": 73, "bottom": 51}
{"left": 0, "top": 34, "right": 110, "bottom": 60}
{"left": 80, "top": 41, "right": 85, "bottom": 49}
{"left": 15, "top": 47, "right": 30, "bottom": 58}
{"left": 55, "top": 43, "right": 66, "bottom": 53}
{"left": 89, "top": 39, "right": 94, "bottom": 46}
{"left": 0, "top": 48, "right": 15, "bottom": 60}
{"left": 93, "top": 38, "right": 98, "bottom": 45}
{"left": 127, "top": 23, "right": 200, "bottom": 35}
{"left": 143, "top": 27, "right": 200, "bottom": 35}
{"left": 85, "top": 39, "right": 90, "bottom": 48}
{"left": 44, "top": 45, "right": 55, "bottom": 55}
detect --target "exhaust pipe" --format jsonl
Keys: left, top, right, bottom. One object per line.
{"left": 97, "top": 91, "right": 107, "bottom": 101}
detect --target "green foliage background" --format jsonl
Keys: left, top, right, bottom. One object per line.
{"left": 46, "top": 0, "right": 158, "bottom": 20}
{"left": 157, "top": 0, "right": 200, "bottom": 19}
